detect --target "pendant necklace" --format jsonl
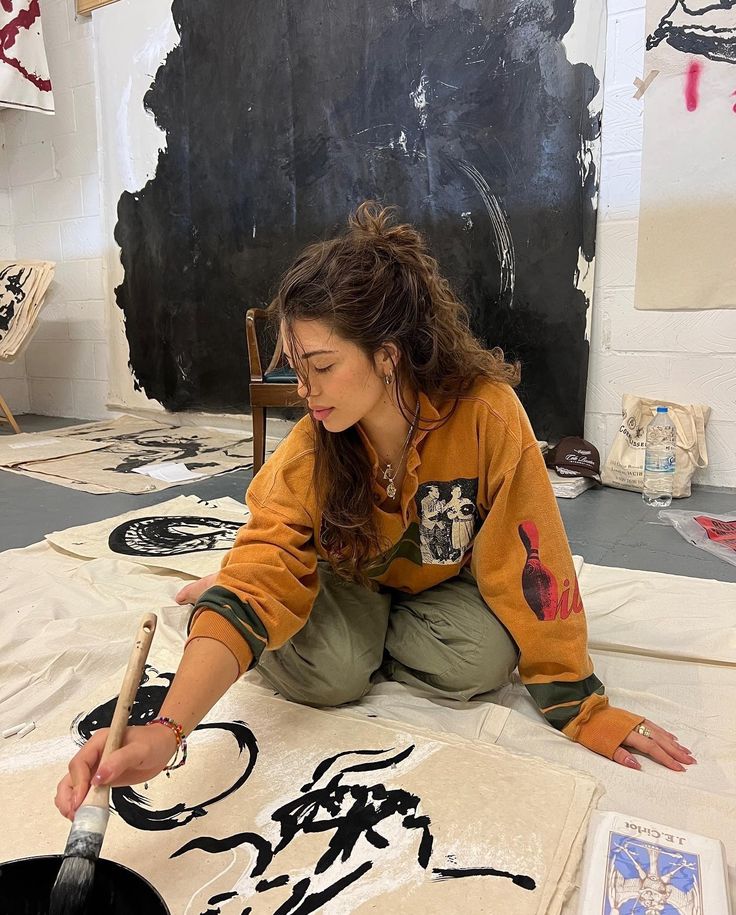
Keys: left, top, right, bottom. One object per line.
{"left": 381, "top": 404, "right": 419, "bottom": 500}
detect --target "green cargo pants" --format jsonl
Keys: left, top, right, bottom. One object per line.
{"left": 258, "top": 562, "right": 519, "bottom": 706}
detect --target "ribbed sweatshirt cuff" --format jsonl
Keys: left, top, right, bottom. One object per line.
{"left": 186, "top": 610, "right": 254, "bottom": 676}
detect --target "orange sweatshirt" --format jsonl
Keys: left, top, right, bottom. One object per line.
{"left": 188, "top": 379, "right": 643, "bottom": 759}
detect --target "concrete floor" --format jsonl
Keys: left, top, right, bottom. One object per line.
{"left": 2, "top": 415, "right": 736, "bottom": 583}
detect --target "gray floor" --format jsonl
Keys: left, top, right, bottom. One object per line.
{"left": 2, "top": 415, "right": 736, "bottom": 583}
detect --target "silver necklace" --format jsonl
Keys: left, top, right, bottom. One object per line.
{"left": 380, "top": 404, "right": 419, "bottom": 500}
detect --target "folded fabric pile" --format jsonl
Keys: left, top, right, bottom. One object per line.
{"left": 0, "top": 260, "right": 55, "bottom": 360}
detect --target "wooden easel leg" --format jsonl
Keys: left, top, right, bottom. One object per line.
{"left": 0, "top": 392, "right": 21, "bottom": 434}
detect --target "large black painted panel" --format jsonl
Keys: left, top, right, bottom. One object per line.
{"left": 115, "top": 0, "right": 600, "bottom": 440}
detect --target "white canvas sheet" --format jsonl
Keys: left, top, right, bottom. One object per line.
{"left": 635, "top": 1, "right": 736, "bottom": 310}
{"left": 46, "top": 494, "right": 250, "bottom": 578}
{"left": 1, "top": 671, "right": 597, "bottom": 915}
{"left": 0, "top": 540, "right": 734, "bottom": 910}
{"left": 0, "top": 415, "right": 255, "bottom": 493}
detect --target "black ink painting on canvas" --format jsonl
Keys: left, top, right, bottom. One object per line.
{"left": 115, "top": 0, "right": 605, "bottom": 440}
{"left": 71, "top": 668, "right": 538, "bottom": 915}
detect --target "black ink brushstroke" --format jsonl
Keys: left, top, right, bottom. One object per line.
{"left": 432, "top": 865, "right": 536, "bottom": 890}
{"left": 272, "top": 878, "right": 309, "bottom": 915}
{"left": 207, "top": 890, "right": 238, "bottom": 905}
{"left": 108, "top": 515, "right": 242, "bottom": 557}
{"left": 171, "top": 831, "right": 273, "bottom": 877}
{"left": 255, "top": 874, "right": 290, "bottom": 892}
{"left": 71, "top": 667, "right": 259, "bottom": 830}
{"left": 301, "top": 747, "right": 393, "bottom": 792}
{"left": 288, "top": 861, "right": 373, "bottom": 915}
{"left": 177, "top": 745, "right": 433, "bottom": 911}
{"left": 647, "top": 0, "right": 736, "bottom": 64}
{"left": 115, "top": 0, "right": 600, "bottom": 440}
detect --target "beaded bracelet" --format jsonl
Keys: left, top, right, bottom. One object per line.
{"left": 147, "top": 716, "right": 188, "bottom": 771}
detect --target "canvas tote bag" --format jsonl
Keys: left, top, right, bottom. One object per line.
{"left": 602, "top": 394, "right": 711, "bottom": 498}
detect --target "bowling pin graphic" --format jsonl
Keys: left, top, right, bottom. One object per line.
{"left": 518, "top": 521, "right": 558, "bottom": 621}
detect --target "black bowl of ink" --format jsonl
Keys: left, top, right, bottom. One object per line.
{"left": 0, "top": 855, "right": 170, "bottom": 915}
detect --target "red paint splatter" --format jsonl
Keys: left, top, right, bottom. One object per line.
{"left": 0, "top": 0, "right": 52, "bottom": 93}
{"left": 684, "top": 60, "right": 702, "bottom": 112}
{"left": 732, "top": 90, "right": 736, "bottom": 114}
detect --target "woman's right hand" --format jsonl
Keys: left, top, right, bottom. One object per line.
{"left": 54, "top": 723, "right": 177, "bottom": 821}
{"left": 175, "top": 572, "right": 219, "bottom": 606}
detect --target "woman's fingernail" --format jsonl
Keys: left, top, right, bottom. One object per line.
{"left": 625, "top": 756, "right": 641, "bottom": 770}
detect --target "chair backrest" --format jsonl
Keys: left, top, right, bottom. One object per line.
{"left": 245, "top": 308, "right": 287, "bottom": 382}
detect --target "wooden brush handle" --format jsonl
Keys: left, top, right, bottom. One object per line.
{"left": 85, "top": 612, "right": 157, "bottom": 808}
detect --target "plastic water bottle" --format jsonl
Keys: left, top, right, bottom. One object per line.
{"left": 642, "top": 407, "right": 676, "bottom": 507}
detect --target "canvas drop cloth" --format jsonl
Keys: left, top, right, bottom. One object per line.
{"left": 0, "top": 415, "right": 256, "bottom": 493}
{"left": 1, "top": 540, "right": 735, "bottom": 911}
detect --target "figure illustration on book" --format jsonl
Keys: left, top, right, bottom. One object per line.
{"left": 604, "top": 834, "right": 701, "bottom": 915}
{"left": 108, "top": 516, "right": 243, "bottom": 556}
{"left": 518, "top": 521, "right": 583, "bottom": 621}
{"left": 416, "top": 479, "right": 480, "bottom": 565}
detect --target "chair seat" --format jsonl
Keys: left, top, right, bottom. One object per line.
{"left": 264, "top": 366, "right": 298, "bottom": 383}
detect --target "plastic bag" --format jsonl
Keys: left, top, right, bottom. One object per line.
{"left": 659, "top": 510, "right": 736, "bottom": 568}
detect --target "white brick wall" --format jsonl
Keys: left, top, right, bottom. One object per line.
{"left": 0, "top": 0, "right": 733, "bottom": 487}
{"left": 0, "top": 0, "right": 108, "bottom": 421}
{"left": 586, "top": 0, "right": 736, "bottom": 488}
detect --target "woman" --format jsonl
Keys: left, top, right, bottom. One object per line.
{"left": 56, "top": 204, "right": 695, "bottom": 819}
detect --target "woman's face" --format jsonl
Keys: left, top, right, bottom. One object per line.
{"left": 281, "top": 318, "right": 391, "bottom": 433}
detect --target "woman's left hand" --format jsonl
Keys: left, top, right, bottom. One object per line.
{"left": 613, "top": 719, "right": 697, "bottom": 772}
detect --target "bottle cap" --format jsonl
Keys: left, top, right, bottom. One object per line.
{"left": 656, "top": 406, "right": 668, "bottom": 413}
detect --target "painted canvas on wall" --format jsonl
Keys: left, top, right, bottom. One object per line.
{"left": 0, "top": 1, "right": 54, "bottom": 114}
{"left": 0, "top": 669, "right": 598, "bottom": 914}
{"left": 99, "top": 0, "right": 606, "bottom": 441}
{"left": 636, "top": 1, "right": 736, "bottom": 310}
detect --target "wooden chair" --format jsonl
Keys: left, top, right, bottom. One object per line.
{"left": 245, "top": 308, "right": 299, "bottom": 474}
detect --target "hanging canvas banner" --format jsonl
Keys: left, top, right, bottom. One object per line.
{"left": 0, "top": 1, "right": 54, "bottom": 114}
{"left": 635, "top": 1, "right": 736, "bottom": 310}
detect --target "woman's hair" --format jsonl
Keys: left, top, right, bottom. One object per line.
{"left": 271, "top": 201, "right": 519, "bottom": 583}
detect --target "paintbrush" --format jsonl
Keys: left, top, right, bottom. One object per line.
{"left": 49, "top": 612, "right": 157, "bottom": 915}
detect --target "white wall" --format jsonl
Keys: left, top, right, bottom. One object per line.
{"left": 585, "top": 0, "right": 736, "bottom": 487}
{"left": 0, "top": 0, "right": 108, "bottom": 420}
{"left": 0, "top": 0, "right": 733, "bottom": 485}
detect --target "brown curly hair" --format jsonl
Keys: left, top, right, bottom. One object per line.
{"left": 272, "top": 202, "right": 519, "bottom": 583}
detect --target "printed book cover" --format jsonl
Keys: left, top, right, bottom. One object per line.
{"left": 578, "top": 811, "right": 732, "bottom": 915}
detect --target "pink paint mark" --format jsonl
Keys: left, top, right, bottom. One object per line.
{"left": 0, "top": 0, "right": 52, "bottom": 93}
{"left": 732, "top": 91, "right": 736, "bottom": 114}
{"left": 684, "top": 60, "right": 702, "bottom": 112}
